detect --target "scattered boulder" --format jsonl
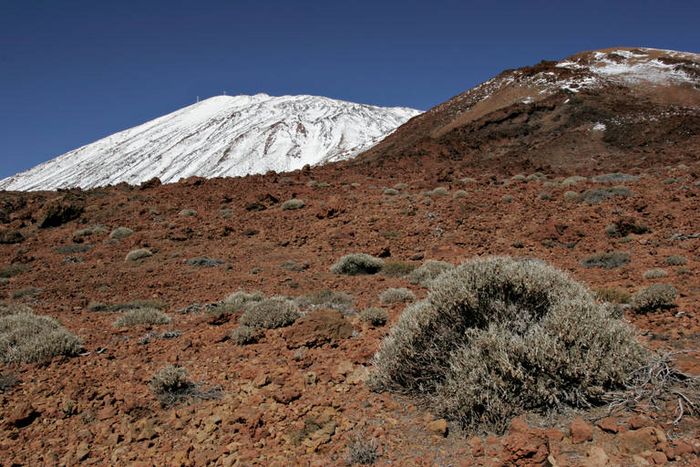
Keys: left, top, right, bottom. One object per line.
{"left": 283, "top": 309, "right": 353, "bottom": 348}
{"left": 38, "top": 195, "right": 84, "bottom": 228}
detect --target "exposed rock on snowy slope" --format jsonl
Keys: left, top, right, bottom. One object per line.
{"left": 0, "top": 94, "right": 420, "bottom": 191}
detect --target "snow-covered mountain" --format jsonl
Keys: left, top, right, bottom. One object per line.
{"left": 0, "top": 94, "right": 420, "bottom": 191}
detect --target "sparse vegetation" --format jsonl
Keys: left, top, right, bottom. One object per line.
{"left": 223, "top": 290, "right": 265, "bottom": 311}
{"left": 359, "top": 308, "right": 388, "bottom": 327}
{"left": 72, "top": 225, "right": 107, "bottom": 243}
{"left": 0, "top": 372, "right": 19, "bottom": 392}
{"left": 581, "top": 187, "right": 632, "bottom": 204}
{"left": 185, "top": 257, "right": 224, "bottom": 267}
{"left": 346, "top": 434, "right": 380, "bottom": 465}
{"left": 581, "top": 251, "right": 630, "bottom": 269}
{"left": 631, "top": 284, "right": 677, "bottom": 313}
{"left": 0, "top": 264, "right": 28, "bottom": 279}
{"left": 379, "top": 288, "right": 415, "bottom": 305}
{"left": 605, "top": 219, "right": 649, "bottom": 238}
{"left": 178, "top": 209, "right": 197, "bottom": 217}
{"left": 371, "top": 256, "right": 649, "bottom": 433}
{"left": 281, "top": 198, "right": 305, "bottom": 210}
{"left": 239, "top": 297, "right": 300, "bottom": 329}
{"left": 407, "top": 260, "right": 454, "bottom": 287}
{"left": 561, "top": 175, "right": 587, "bottom": 186}
{"left": 380, "top": 261, "right": 416, "bottom": 278}
{"left": 643, "top": 268, "right": 668, "bottom": 279}
{"left": 125, "top": 248, "right": 153, "bottom": 262}
{"left": 230, "top": 325, "right": 263, "bottom": 345}
{"left": 0, "top": 311, "right": 82, "bottom": 364}
{"left": 666, "top": 255, "right": 688, "bottom": 266}
{"left": 592, "top": 173, "right": 639, "bottom": 184}
{"left": 563, "top": 191, "right": 579, "bottom": 202}
{"left": 109, "top": 227, "right": 134, "bottom": 240}
{"left": 149, "top": 365, "right": 194, "bottom": 406}
{"left": 113, "top": 308, "right": 171, "bottom": 327}
{"left": 595, "top": 287, "right": 631, "bottom": 304}
{"left": 425, "top": 187, "right": 449, "bottom": 197}
{"left": 88, "top": 299, "right": 166, "bottom": 312}
{"left": 501, "top": 194, "right": 513, "bottom": 203}
{"left": 295, "top": 289, "right": 355, "bottom": 314}
{"left": 11, "top": 287, "right": 41, "bottom": 299}
{"left": 331, "top": 254, "right": 384, "bottom": 275}
{"left": 280, "top": 260, "right": 309, "bottom": 272}
{"left": 55, "top": 244, "right": 92, "bottom": 254}
{"left": 383, "top": 188, "right": 399, "bottom": 196}
{"left": 453, "top": 190, "right": 467, "bottom": 199}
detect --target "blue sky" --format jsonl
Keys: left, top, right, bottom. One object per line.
{"left": 1, "top": 0, "right": 698, "bottom": 179}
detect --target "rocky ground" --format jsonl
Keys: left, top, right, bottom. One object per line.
{"left": 1, "top": 156, "right": 699, "bottom": 465}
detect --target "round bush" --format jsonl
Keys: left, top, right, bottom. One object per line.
{"left": 359, "top": 308, "right": 388, "bottom": 327}
{"left": 331, "top": 254, "right": 384, "bottom": 276}
{"left": 371, "top": 256, "right": 648, "bottom": 433}
{"left": 631, "top": 284, "right": 677, "bottom": 313}
{"left": 407, "top": 260, "right": 454, "bottom": 287}
{"left": 125, "top": 248, "right": 153, "bottom": 262}
{"left": 379, "top": 288, "right": 415, "bottom": 305}
{"left": 239, "top": 297, "right": 300, "bottom": 329}
{"left": 0, "top": 312, "right": 82, "bottom": 364}
{"left": 230, "top": 325, "right": 263, "bottom": 345}
{"left": 281, "top": 199, "right": 305, "bottom": 210}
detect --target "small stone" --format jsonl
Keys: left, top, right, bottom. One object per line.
{"left": 596, "top": 416, "right": 620, "bottom": 433}
{"left": 426, "top": 418, "right": 449, "bottom": 437}
{"left": 584, "top": 446, "right": 609, "bottom": 467}
{"left": 620, "top": 427, "right": 660, "bottom": 454}
{"left": 570, "top": 417, "right": 593, "bottom": 444}
{"left": 75, "top": 442, "right": 90, "bottom": 461}
{"left": 7, "top": 402, "right": 40, "bottom": 428}
{"left": 468, "top": 437, "right": 484, "bottom": 457}
{"left": 650, "top": 451, "right": 668, "bottom": 465}
{"left": 629, "top": 415, "right": 653, "bottom": 429}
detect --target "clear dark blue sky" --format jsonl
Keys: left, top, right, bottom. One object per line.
{"left": 1, "top": 0, "right": 698, "bottom": 179}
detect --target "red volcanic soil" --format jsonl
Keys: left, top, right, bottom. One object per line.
{"left": 1, "top": 47, "right": 700, "bottom": 465}
{"left": 1, "top": 159, "right": 699, "bottom": 465}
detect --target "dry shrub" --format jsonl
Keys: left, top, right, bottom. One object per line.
{"left": 239, "top": 297, "right": 300, "bottom": 329}
{"left": 379, "top": 288, "right": 415, "bottom": 305}
{"left": 110, "top": 226, "right": 134, "bottom": 240}
{"left": 381, "top": 261, "right": 416, "bottom": 278}
{"left": 631, "top": 284, "right": 677, "bottom": 313}
{"left": 224, "top": 290, "right": 264, "bottom": 311}
{"left": 149, "top": 365, "right": 221, "bottom": 407}
{"left": 295, "top": 289, "right": 354, "bottom": 314}
{"left": 125, "top": 248, "right": 153, "bottom": 262}
{"left": 331, "top": 254, "right": 384, "bottom": 276}
{"left": 643, "top": 268, "right": 668, "bottom": 279}
{"left": 0, "top": 302, "right": 34, "bottom": 317}
{"left": 281, "top": 199, "right": 305, "bottom": 210}
{"left": 407, "top": 260, "right": 454, "bottom": 287}
{"left": 359, "top": 308, "right": 388, "bottom": 327}
{"left": 371, "top": 256, "right": 649, "bottom": 433}
{"left": 113, "top": 308, "right": 171, "bottom": 327}
{"left": 88, "top": 299, "right": 166, "bottom": 312}
{"left": 0, "top": 312, "right": 82, "bottom": 364}
{"left": 666, "top": 255, "right": 688, "bottom": 266}
{"left": 581, "top": 251, "right": 630, "bottom": 269}
{"left": 230, "top": 325, "right": 263, "bottom": 345}
{"left": 346, "top": 433, "right": 380, "bottom": 465}
{"left": 595, "top": 287, "right": 631, "bottom": 304}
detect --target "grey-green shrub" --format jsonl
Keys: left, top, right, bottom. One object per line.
{"left": 371, "top": 256, "right": 649, "bottom": 433}
{"left": 230, "top": 326, "right": 263, "bottom": 345}
{"left": 239, "top": 297, "right": 300, "bottom": 329}
{"left": 113, "top": 308, "right": 171, "bottom": 327}
{"left": 407, "top": 260, "right": 454, "bottom": 287}
{"left": 581, "top": 251, "right": 630, "bottom": 269}
{"left": 631, "top": 284, "right": 677, "bottom": 313}
{"left": 72, "top": 225, "right": 107, "bottom": 243}
{"left": 561, "top": 176, "right": 587, "bottom": 186}
{"left": 150, "top": 365, "right": 194, "bottom": 406}
{"left": 331, "top": 254, "right": 384, "bottom": 275}
{"left": 643, "top": 268, "right": 668, "bottom": 279}
{"left": 501, "top": 194, "right": 513, "bottom": 203}
{"left": 359, "top": 308, "right": 388, "bottom": 327}
{"left": 0, "top": 302, "right": 33, "bottom": 317}
{"left": 383, "top": 188, "right": 399, "bottom": 196}
{"left": 666, "top": 255, "right": 687, "bottom": 266}
{"left": 295, "top": 290, "right": 354, "bottom": 314}
{"left": 0, "top": 312, "right": 82, "bottom": 364}
{"left": 281, "top": 199, "right": 305, "bottom": 210}
{"left": 0, "top": 264, "right": 28, "bottom": 279}
{"left": 223, "top": 291, "right": 264, "bottom": 311}
{"left": 179, "top": 209, "right": 197, "bottom": 217}
{"left": 563, "top": 191, "right": 580, "bottom": 202}
{"left": 381, "top": 261, "right": 417, "bottom": 278}
{"left": 379, "top": 288, "right": 416, "bottom": 305}
{"left": 110, "top": 227, "right": 134, "bottom": 240}
{"left": 125, "top": 248, "right": 153, "bottom": 262}
{"left": 453, "top": 190, "right": 468, "bottom": 199}
{"left": 11, "top": 287, "right": 41, "bottom": 299}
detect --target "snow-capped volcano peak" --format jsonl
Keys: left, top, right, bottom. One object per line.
{"left": 0, "top": 94, "right": 420, "bottom": 191}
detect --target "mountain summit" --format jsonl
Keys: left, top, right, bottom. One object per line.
{"left": 359, "top": 47, "right": 700, "bottom": 173}
{"left": 0, "top": 94, "right": 420, "bottom": 191}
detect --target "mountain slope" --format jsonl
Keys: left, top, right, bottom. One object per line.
{"left": 0, "top": 94, "right": 420, "bottom": 191}
{"left": 357, "top": 47, "right": 700, "bottom": 174}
